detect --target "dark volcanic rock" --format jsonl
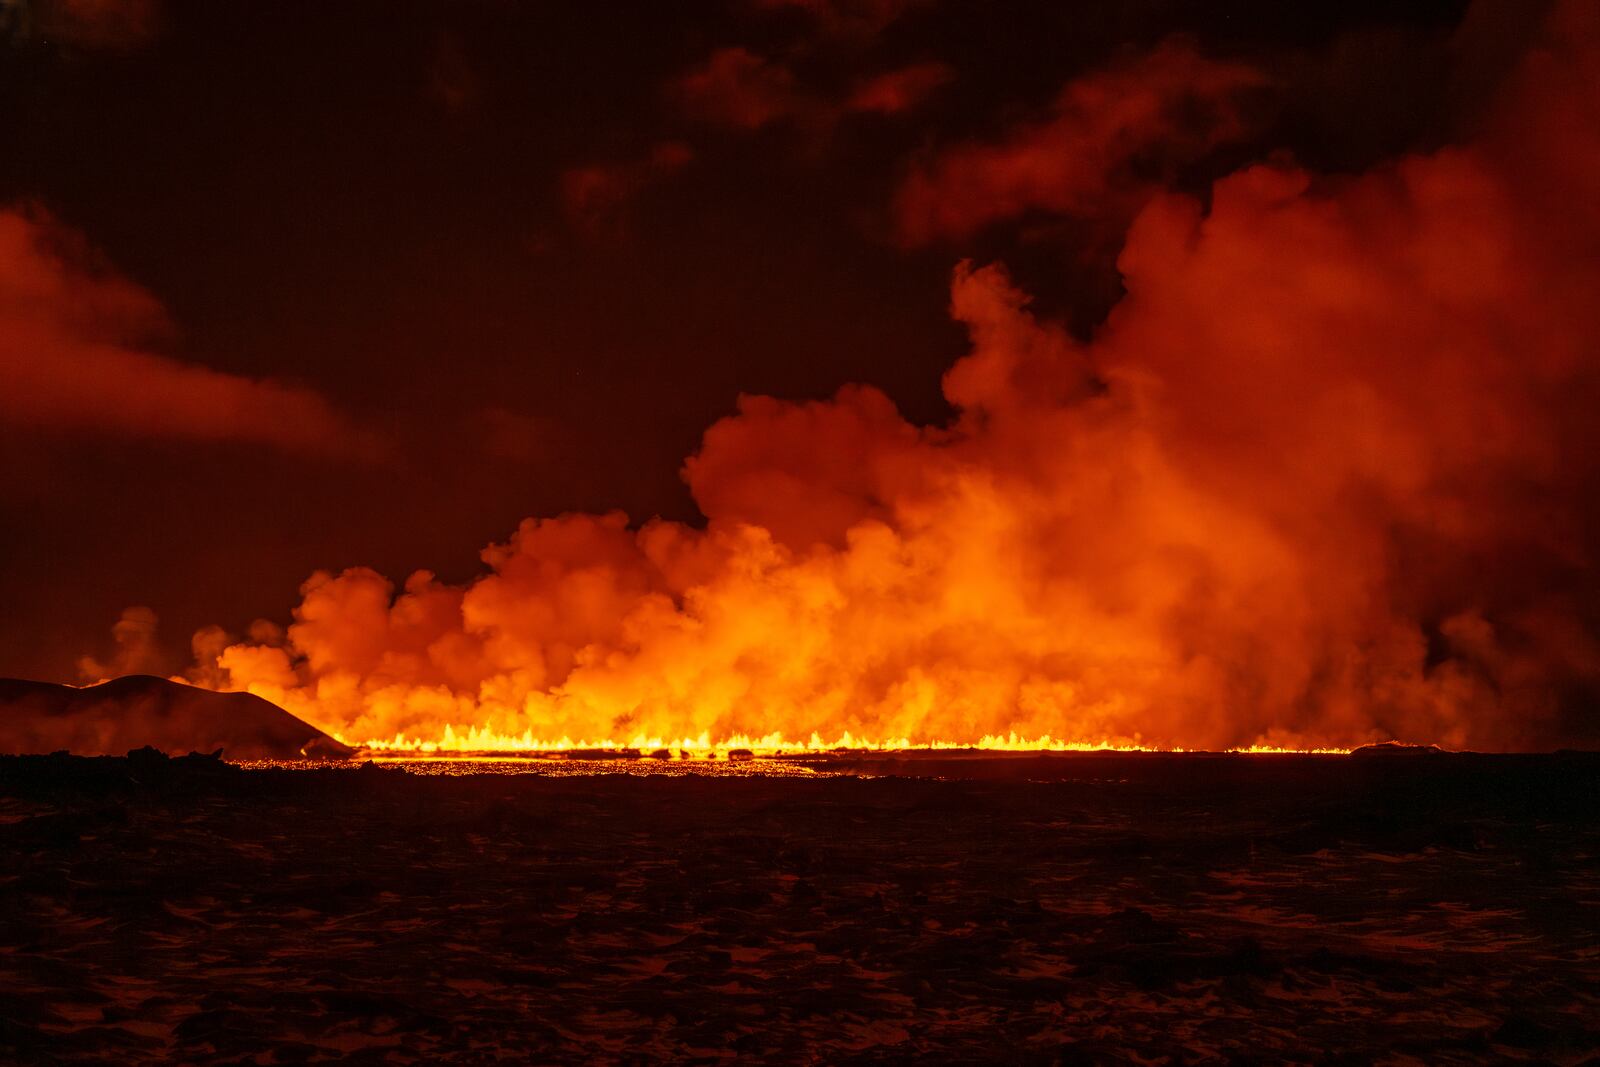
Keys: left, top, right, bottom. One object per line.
{"left": 0, "top": 675, "right": 353, "bottom": 760}
{"left": 0, "top": 752, "right": 1596, "bottom": 1063}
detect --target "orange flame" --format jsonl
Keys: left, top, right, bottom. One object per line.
{"left": 347, "top": 728, "right": 1347, "bottom": 757}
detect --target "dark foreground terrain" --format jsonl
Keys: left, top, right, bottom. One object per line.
{"left": 1, "top": 751, "right": 1597, "bottom": 1064}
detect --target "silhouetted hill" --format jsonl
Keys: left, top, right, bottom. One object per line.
{"left": 0, "top": 675, "right": 353, "bottom": 759}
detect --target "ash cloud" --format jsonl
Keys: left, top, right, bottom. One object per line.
{"left": 893, "top": 39, "right": 1269, "bottom": 246}
{"left": 561, "top": 142, "right": 694, "bottom": 240}
{"left": 77, "top": 605, "right": 162, "bottom": 682}
{"left": 672, "top": 47, "right": 949, "bottom": 136}
{"left": 0, "top": 206, "right": 380, "bottom": 456}
{"left": 188, "top": 1, "right": 1600, "bottom": 751}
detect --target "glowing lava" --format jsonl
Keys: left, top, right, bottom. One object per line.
{"left": 349, "top": 728, "right": 1345, "bottom": 757}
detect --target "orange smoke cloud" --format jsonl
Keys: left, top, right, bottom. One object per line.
{"left": 894, "top": 39, "right": 1267, "bottom": 246}
{"left": 674, "top": 47, "right": 804, "bottom": 131}
{"left": 194, "top": 2, "right": 1600, "bottom": 752}
{"left": 0, "top": 206, "right": 377, "bottom": 455}
{"left": 848, "top": 62, "right": 953, "bottom": 115}
{"left": 561, "top": 142, "right": 694, "bottom": 239}
{"left": 673, "top": 49, "right": 950, "bottom": 135}
{"left": 78, "top": 606, "right": 163, "bottom": 682}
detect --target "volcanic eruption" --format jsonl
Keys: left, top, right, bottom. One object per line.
{"left": 138, "top": 1, "right": 1600, "bottom": 757}
{"left": 7, "top": 5, "right": 1600, "bottom": 1064}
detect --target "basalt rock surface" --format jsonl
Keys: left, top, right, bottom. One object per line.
{"left": 0, "top": 751, "right": 1596, "bottom": 1062}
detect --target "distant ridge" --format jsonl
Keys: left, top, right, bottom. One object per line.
{"left": 0, "top": 675, "right": 353, "bottom": 760}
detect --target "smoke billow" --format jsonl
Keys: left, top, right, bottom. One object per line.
{"left": 78, "top": 606, "right": 162, "bottom": 682}
{"left": 0, "top": 206, "right": 375, "bottom": 454}
{"left": 192, "top": 2, "right": 1600, "bottom": 751}
{"left": 893, "top": 39, "right": 1269, "bottom": 247}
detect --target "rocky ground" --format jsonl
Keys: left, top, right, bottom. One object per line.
{"left": 1, "top": 750, "right": 1597, "bottom": 1064}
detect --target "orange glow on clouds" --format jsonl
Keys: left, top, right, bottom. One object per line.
{"left": 0, "top": 206, "right": 374, "bottom": 455}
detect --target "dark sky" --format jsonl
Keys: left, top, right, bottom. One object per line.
{"left": 0, "top": 0, "right": 1506, "bottom": 682}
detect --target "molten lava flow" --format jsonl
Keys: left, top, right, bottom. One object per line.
{"left": 181, "top": 3, "right": 1600, "bottom": 754}
{"left": 346, "top": 728, "right": 1347, "bottom": 757}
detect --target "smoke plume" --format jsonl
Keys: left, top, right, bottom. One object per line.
{"left": 893, "top": 39, "right": 1268, "bottom": 246}
{"left": 0, "top": 206, "right": 376, "bottom": 455}
{"left": 193, "top": 2, "right": 1600, "bottom": 751}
